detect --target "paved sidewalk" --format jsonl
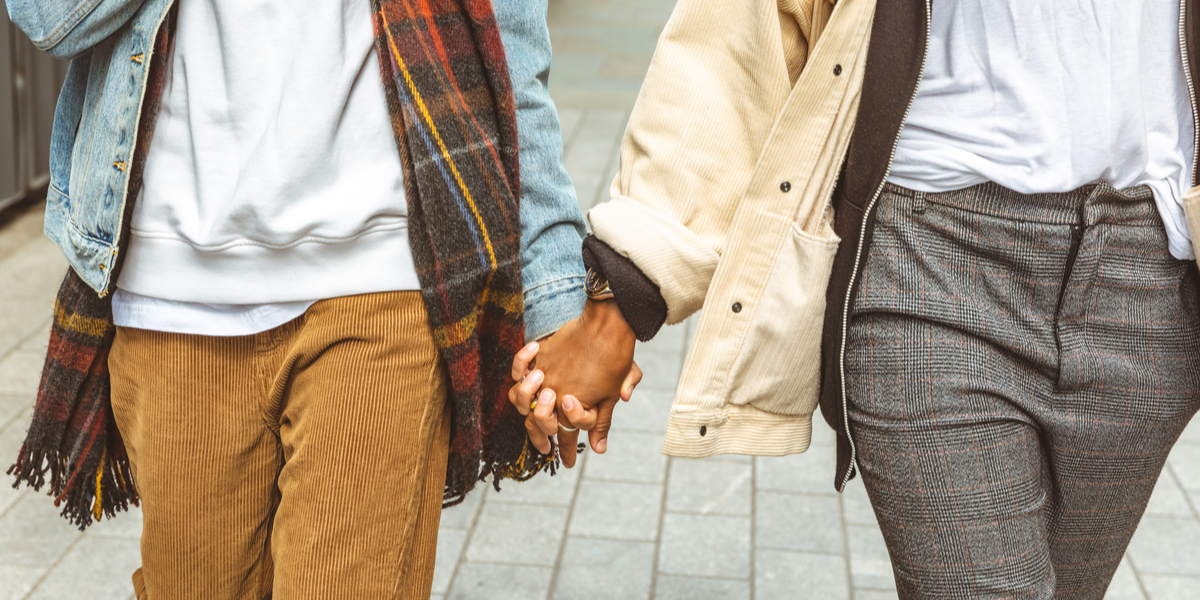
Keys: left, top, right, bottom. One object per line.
{"left": 4, "top": 1, "right": 1200, "bottom": 598}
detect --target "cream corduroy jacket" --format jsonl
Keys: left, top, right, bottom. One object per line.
{"left": 587, "top": 0, "right": 877, "bottom": 458}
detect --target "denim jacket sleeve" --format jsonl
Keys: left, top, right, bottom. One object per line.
{"left": 495, "top": 0, "right": 588, "bottom": 342}
{"left": 6, "top": 0, "right": 146, "bottom": 59}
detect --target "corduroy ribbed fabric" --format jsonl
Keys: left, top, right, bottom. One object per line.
{"left": 109, "top": 291, "right": 450, "bottom": 599}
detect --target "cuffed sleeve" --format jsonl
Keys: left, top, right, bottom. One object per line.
{"left": 7, "top": 0, "right": 147, "bottom": 59}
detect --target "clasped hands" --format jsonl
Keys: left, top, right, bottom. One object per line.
{"left": 507, "top": 298, "right": 641, "bottom": 467}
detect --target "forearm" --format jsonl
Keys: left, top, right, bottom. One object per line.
{"left": 494, "top": 0, "right": 588, "bottom": 341}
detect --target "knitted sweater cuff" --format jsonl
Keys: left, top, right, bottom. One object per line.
{"left": 582, "top": 234, "right": 668, "bottom": 342}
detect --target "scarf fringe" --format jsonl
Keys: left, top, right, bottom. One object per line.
{"left": 8, "top": 439, "right": 139, "bottom": 530}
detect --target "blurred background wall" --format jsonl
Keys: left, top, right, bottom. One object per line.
{"left": 0, "top": 0, "right": 68, "bottom": 212}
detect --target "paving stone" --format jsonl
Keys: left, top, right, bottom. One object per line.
{"left": 657, "top": 513, "right": 750, "bottom": 579}
{"left": 562, "top": 110, "right": 625, "bottom": 210}
{"left": 0, "top": 487, "right": 80, "bottom": 566}
{"left": 1106, "top": 555, "right": 1147, "bottom": 600}
{"left": 611, "top": 389, "right": 672, "bottom": 435}
{"left": 568, "top": 480, "right": 662, "bottom": 542}
{"left": 488, "top": 457, "right": 582, "bottom": 506}
{"left": 551, "top": 538, "right": 654, "bottom": 600}
{"left": 583, "top": 431, "right": 667, "bottom": 484}
{"left": 840, "top": 479, "right": 879, "bottom": 527}
{"left": 755, "top": 445, "right": 835, "bottom": 496}
{"left": 430, "top": 595, "right": 445, "bottom": 600}
{"left": 755, "top": 492, "right": 842, "bottom": 553}
{"left": 432, "top": 528, "right": 468, "bottom": 595}
{"left": 1145, "top": 473, "right": 1194, "bottom": 519}
{"left": 87, "top": 505, "right": 144, "bottom": 540}
{"left": 810, "top": 408, "right": 836, "bottom": 447}
{"left": 1167, "top": 444, "right": 1200, "bottom": 492}
{"left": 1126, "top": 517, "right": 1200, "bottom": 576}
{"left": 635, "top": 351, "right": 683, "bottom": 393}
{"left": 439, "top": 483, "right": 485, "bottom": 530}
{"left": 17, "top": 320, "right": 50, "bottom": 353}
{"left": 0, "top": 301, "right": 51, "bottom": 359}
{"left": 0, "top": 565, "right": 43, "bottom": 600}
{"left": 1177, "top": 415, "right": 1200, "bottom": 445}
{"left": 0, "top": 410, "right": 32, "bottom": 517}
{"left": 447, "top": 563, "right": 553, "bottom": 600}
{"left": 853, "top": 590, "right": 900, "bottom": 600}
{"left": 848, "top": 524, "right": 896, "bottom": 591}
{"left": 637, "top": 323, "right": 688, "bottom": 356}
{"left": 26, "top": 535, "right": 139, "bottom": 600}
{"left": 653, "top": 575, "right": 749, "bottom": 600}
{"left": 1138, "top": 574, "right": 1200, "bottom": 600}
{"left": 0, "top": 349, "right": 45, "bottom": 397}
{"left": 666, "top": 458, "right": 750, "bottom": 517}
{"left": 755, "top": 549, "right": 850, "bottom": 600}
{"left": 0, "top": 394, "right": 33, "bottom": 432}
{"left": 464, "top": 502, "right": 568, "bottom": 567}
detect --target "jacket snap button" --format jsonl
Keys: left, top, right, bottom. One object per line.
{"left": 833, "top": 64, "right": 842, "bottom": 76}
{"left": 732, "top": 302, "right": 742, "bottom": 313}
{"left": 700, "top": 426, "right": 707, "bottom": 436}
{"left": 780, "top": 181, "right": 791, "bottom": 192}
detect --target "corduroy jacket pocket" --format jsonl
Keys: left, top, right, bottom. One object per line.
{"left": 725, "top": 218, "right": 839, "bottom": 417}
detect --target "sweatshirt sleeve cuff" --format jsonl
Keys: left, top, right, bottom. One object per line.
{"left": 582, "top": 235, "right": 668, "bottom": 341}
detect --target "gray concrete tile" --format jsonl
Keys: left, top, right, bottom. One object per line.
{"left": 464, "top": 502, "right": 568, "bottom": 567}
{"left": 634, "top": 351, "right": 682, "bottom": 393}
{"left": 0, "top": 394, "right": 33, "bottom": 433}
{"left": 654, "top": 575, "right": 749, "bottom": 600}
{"left": 1139, "top": 574, "right": 1200, "bottom": 600}
{"left": 26, "top": 535, "right": 139, "bottom": 600}
{"left": 667, "top": 458, "right": 751, "bottom": 517}
{"left": 0, "top": 565, "right": 44, "bottom": 600}
{"left": 1177, "top": 414, "right": 1200, "bottom": 445}
{"left": 1106, "top": 555, "right": 1147, "bottom": 600}
{"left": 853, "top": 591, "right": 899, "bottom": 600}
{"left": 447, "top": 563, "right": 552, "bottom": 600}
{"left": 657, "top": 513, "right": 750, "bottom": 578}
{"left": 1167, "top": 444, "right": 1200, "bottom": 492}
{"left": 848, "top": 524, "right": 896, "bottom": 591}
{"left": 755, "top": 492, "right": 842, "bottom": 553}
{"left": 488, "top": 458, "right": 582, "bottom": 506}
{"left": 582, "top": 431, "right": 667, "bottom": 484}
{"left": 432, "top": 528, "right": 467, "bottom": 595}
{"left": 430, "top": 595, "right": 445, "bottom": 600}
{"left": 1145, "top": 473, "right": 1194, "bottom": 519}
{"left": 568, "top": 481, "right": 661, "bottom": 541}
{"left": 611, "top": 389, "right": 672, "bottom": 435}
{"left": 636, "top": 323, "right": 687, "bottom": 356}
{"left": 810, "top": 408, "right": 836, "bottom": 447}
{"left": 551, "top": 538, "right": 654, "bottom": 600}
{"left": 562, "top": 110, "right": 625, "bottom": 210}
{"left": 840, "top": 479, "right": 878, "bottom": 527}
{"left": 0, "top": 349, "right": 45, "bottom": 397}
{"left": 755, "top": 550, "right": 849, "bottom": 600}
{"left": 1126, "top": 517, "right": 1200, "bottom": 576}
{"left": 17, "top": 320, "right": 50, "bottom": 353}
{"left": 86, "top": 505, "right": 143, "bottom": 540}
{"left": 0, "top": 408, "right": 33, "bottom": 516}
{"left": 439, "top": 483, "right": 485, "bottom": 530}
{"left": 0, "top": 490, "right": 80, "bottom": 566}
{"left": 755, "top": 445, "right": 835, "bottom": 496}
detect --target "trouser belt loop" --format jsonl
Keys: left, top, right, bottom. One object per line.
{"left": 912, "top": 190, "right": 927, "bottom": 214}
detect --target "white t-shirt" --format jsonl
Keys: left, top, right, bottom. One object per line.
{"left": 888, "top": 0, "right": 1196, "bottom": 259}
{"left": 114, "top": 0, "right": 419, "bottom": 334}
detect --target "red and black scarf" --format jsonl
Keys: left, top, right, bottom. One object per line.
{"left": 8, "top": 0, "right": 553, "bottom": 527}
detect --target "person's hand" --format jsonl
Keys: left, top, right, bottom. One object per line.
{"left": 507, "top": 299, "right": 642, "bottom": 467}
{"left": 534, "top": 299, "right": 641, "bottom": 461}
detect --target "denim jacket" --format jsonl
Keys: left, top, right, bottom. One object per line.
{"left": 6, "top": 0, "right": 587, "bottom": 341}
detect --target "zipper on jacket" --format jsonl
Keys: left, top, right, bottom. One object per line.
{"left": 836, "top": 0, "right": 932, "bottom": 493}
{"left": 1181, "top": 0, "right": 1199, "bottom": 187}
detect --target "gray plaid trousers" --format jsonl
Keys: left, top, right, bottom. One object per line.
{"left": 846, "top": 182, "right": 1200, "bottom": 599}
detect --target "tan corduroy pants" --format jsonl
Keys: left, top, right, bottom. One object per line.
{"left": 109, "top": 291, "right": 450, "bottom": 599}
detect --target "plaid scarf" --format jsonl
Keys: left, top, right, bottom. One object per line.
{"left": 8, "top": 0, "right": 554, "bottom": 528}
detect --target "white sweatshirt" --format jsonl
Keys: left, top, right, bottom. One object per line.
{"left": 115, "top": 0, "right": 419, "bottom": 331}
